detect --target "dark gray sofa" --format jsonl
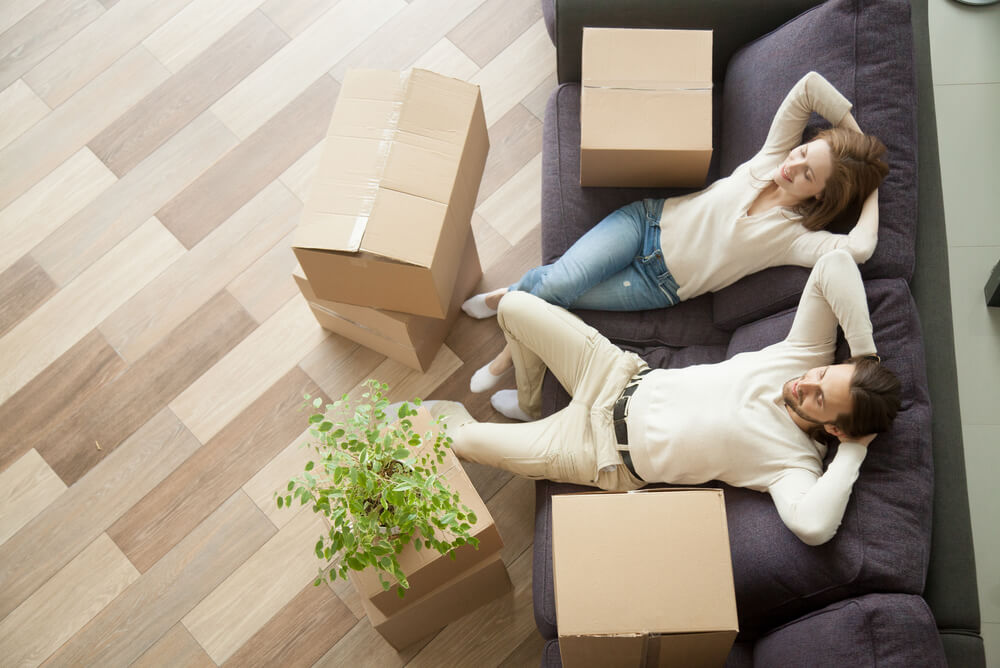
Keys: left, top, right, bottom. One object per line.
{"left": 530, "top": 0, "right": 986, "bottom": 665}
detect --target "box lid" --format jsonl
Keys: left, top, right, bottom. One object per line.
{"left": 552, "top": 489, "right": 737, "bottom": 637}
{"left": 293, "top": 68, "right": 481, "bottom": 268}
{"left": 582, "top": 28, "right": 712, "bottom": 90}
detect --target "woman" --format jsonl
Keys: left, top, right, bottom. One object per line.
{"left": 464, "top": 71, "right": 889, "bottom": 410}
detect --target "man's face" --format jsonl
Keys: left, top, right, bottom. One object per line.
{"left": 782, "top": 363, "right": 855, "bottom": 426}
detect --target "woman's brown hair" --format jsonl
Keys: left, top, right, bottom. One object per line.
{"left": 792, "top": 128, "right": 889, "bottom": 231}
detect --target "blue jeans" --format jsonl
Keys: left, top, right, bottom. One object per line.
{"left": 510, "top": 199, "right": 680, "bottom": 311}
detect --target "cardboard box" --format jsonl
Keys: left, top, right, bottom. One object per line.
{"left": 580, "top": 28, "right": 713, "bottom": 188}
{"left": 292, "top": 68, "right": 489, "bottom": 318}
{"left": 294, "top": 232, "right": 482, "bottom": 371}
{"left": 358, "top": 553, "right": 512, "bottom": 651}
{"left": 349, "top": 408, "right": 504, "bottom": 618}
{"left": 552, "top": 489, "right": 738, "bottom": 667}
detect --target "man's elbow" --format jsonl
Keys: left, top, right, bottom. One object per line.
{"left": 788, "top": 519, "right": 838, "bottom": 546}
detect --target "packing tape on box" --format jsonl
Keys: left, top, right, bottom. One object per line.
{"left": 583, "top": 79, "right": 713, "bottom": 91}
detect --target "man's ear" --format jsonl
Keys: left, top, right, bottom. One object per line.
{"left": 824, "top": 423, "right": 846, "bottom": 439}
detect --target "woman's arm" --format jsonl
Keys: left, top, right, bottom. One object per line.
{"left": 758, "top": 72, "right": 853, "bottom": 161}
{"left": 784, "top": 188, "right": 880, "bottom": 265}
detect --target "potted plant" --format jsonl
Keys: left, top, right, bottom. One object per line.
{"left": 276, "top": 379, "right": 480, "bottom": 598}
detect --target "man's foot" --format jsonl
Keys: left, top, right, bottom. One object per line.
{"left": 469, "top": 361, "right": 511, "bottom": 393}
{"left": 461, "top": 288, "right": 508, "bottom": 319}
{"left": 389, "top": 400, "right": 475, "bottom": 435}
{"left": 490, "top": 390, "right": 533, "bottom": 422}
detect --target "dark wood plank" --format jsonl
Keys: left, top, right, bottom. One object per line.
{"left": 36, "top": 290, "right": 257, "bottom": 486}
{"left": 41, "top": 491, "right": 275, "bottom": 667}
{"left": 0, "top": 408, "right": 201, "bottom": 619}
{"left": 221, "top": 581, "right": 356, "bottom": 668}
{"left": 0, "top": 255, "right": 57, "bottom": 337}
{"left": 89, "top": 11, "right": 288, "bottom": 177}
{"left": 498, "top": 628, "right": 547, "bottom": 667}
{"left": 476, "top": 104, "right": 544, "bottom": 207}
{"left": 0, "top": 329, "right": 125, "bottom": 473}
{"left": 156, "top": 75, "right": 340, "bottom": 248}
{"left": 447, "top": 0, "right": 543, "bottom": 68}
{"left": 107, "top": 367, "right": 320, "bottom": 572}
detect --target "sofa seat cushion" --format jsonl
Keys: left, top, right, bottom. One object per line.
{"left": 534, "top": 279, "right": 933, "bottom": 635}
{"left": 753, "top": 593, "right": 946, "bottom": 667}
{"left": 715, "top": 0, "right": 918, "bottom": 329}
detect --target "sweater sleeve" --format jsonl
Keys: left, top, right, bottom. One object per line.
{"left": 757, "top": 72, "right": 853, "bottom": 162}
{"left": 783, "top": 224, "right": 878, "bottom": 267}
{"left": 767, "top": 442, "right": 868, "bottom": 545}
{"left": 784, "top": 248, "right": 876, "bottom": 357}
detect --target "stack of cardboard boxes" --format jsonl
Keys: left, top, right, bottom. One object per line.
{"left": 292, "top": 68, "right": 489, "bottom": 371}
{"left": 349, "top": 408, "right": 510, "bottom": 649}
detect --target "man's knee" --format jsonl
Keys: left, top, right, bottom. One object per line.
{"left": 496, "top": 290, "right": 540, "bottom": 329}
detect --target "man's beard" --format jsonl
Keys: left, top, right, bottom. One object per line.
{"left": 783, "top": 378, "right": 825, "bottom": 426}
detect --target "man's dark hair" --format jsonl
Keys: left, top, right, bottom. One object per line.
{"left": 809, "top": 356, "right": 902, "bottom": 444}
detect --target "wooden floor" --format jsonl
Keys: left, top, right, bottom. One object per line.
{"left": 0, "top": 0, "right": 555, "bottom": 665}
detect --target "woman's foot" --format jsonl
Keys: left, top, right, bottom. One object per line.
{"left": 490, "top": 390, "right": 533, "bottom": 422}
{"left": 461, "top": 287, "right": 508, "bottom": 319}
{"left": 469, "top": 345, "right": 513, "bottom": 393}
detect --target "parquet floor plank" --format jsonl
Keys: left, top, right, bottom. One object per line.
{"left": 0, "top": 408, "right": 201, "bottom": 619}
{"left": 446, "top": 0, "right": 542, "bottom": 68}
{"left": 131, "top": 623, "right": 215, "bottom": 668}
{"left": 41, "top": 491, "right": 275, "bottom": 667}
{"left": 0, "top": 449, "right": 66, "bottom": 546}
{"left": 470, "top": 18, "right": 555, "bottom": 126}
{"left": 259, "top": 0, "right": 339, "bottom": 39}
{"left": 477, "top": 152, "right": 544, "bottom": 246}
{"left": 225, "top": 230, "right": 302, "bottom": 324}
{"left": 143, "top": 0, "right": 265, "bottom": 72}
{"left": 0, "top": 256, "right": 56, "bottom": 339}
{"left": 0, "top": 0, "right": 49, "bottom": 35}
{"left": 0, "top": 80, "right": 49, "bottom": 152}
{"left": 477, "top": 104, "right": 544, "bottom": 207}
{"left": 90, "top": 9, "right": 288, "bottom": 178}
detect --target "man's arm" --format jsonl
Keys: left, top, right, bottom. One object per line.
{"left": 784, "top": 248, "right": 877, "bottom": 357}
{"left": 768, "top": 437, "right": 874, "bottom": 545}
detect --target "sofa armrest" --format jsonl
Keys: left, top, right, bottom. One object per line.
{"left": 752, "top": 593, "right": 947, "bottom": 667}
{"left": 550, "top": 0, "right": 823, "bottom": 83}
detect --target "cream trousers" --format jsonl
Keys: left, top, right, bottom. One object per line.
{"left": 452, "top": 291, "right": 646, "bottom": 491}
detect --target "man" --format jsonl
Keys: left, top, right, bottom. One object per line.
{"left": 439, "top": 249, "right": 900, "bottom": 546}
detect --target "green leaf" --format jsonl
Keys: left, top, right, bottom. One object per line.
{"left": 304, "top": 461, "right": 315, "bottom": 472}
{"left": 276, "top": 496, "right": 283, "bottom": 508}
{"left": 313, "top": 397, "right": 323, "bottom": 408}
{"left": 392, "top": 448, "right": 409, "bottom": 460}
{"left": 318, "top": 421, "right": 333, "bottom": 432}
{"left": 287, "top": 480, "right": 295, "bottom": 492}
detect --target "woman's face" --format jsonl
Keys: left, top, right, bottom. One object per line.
{"left": 774, "top": 139, "right": 834, "bottom": 202}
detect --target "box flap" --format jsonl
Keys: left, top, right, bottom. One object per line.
{"left": 552, "top": 489, "right": 737, "bottom": 637}
{"left": 582, "top": 28, "right": 712, "bottom": 90}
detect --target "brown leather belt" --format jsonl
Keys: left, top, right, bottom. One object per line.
{"left": 614, "top": 368, "right": 650, "bottom": 480}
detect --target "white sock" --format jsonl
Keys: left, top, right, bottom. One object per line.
{"left": 461, "top": 293, "right": 499, "bottom": 319}
{"left": 469, "top": 362, "right": 507, "bottom": 393}
{"left": 490, "top": 390, "right": 533, "bottom": 422}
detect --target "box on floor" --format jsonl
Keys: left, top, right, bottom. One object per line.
{"left": 292, "top": 68, "right": 489, "bottom": 318}
{"left": 293, "top": 231, "right": 482, "bottom": 372}
{"left": 552, "top": 488, "right": 738, "bottom": 667}
{"left": 580, "top": 28, "right": 713, "bottom": 188}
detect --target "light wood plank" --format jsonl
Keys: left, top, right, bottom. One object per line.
{"left": 315, "top": 617, "right": 431, "bottom": 668}
{"left": 0, "top": 45, "right": 169, "bottom": 212}
{"left": 22, "top": 0, "right": 195, "bottom": 107}
{"left": 109, "top": 368, "right": 320, "bottom": 572}
{"left": 408, "top": 547, "right": 533, "bottom": 667}
{"left": 100, "top": 181, "right": 300, "bottom": 363}
{"left": 0, "top": 0, "right": 104, "bottom": 93}
{"left": 278, "top": 142, "right": 322, "bottom": 202}
{"left": 471, "top": 213, "right": 513, "bottom": 271}
{"left": 446, "top": 0, "right": 542, "bottom": 68}
{"left": 220, "top": 580, "right": 356, "bottom": 667}
{"left": 131, "top": 624, "right": 214, "bottom": 668}
{"left": 476, "top": 152, "right": 543, "bottom": 246}
{"left": 211, "top": 0, "right": 403, "bottom": 139}
{"left": 0, "top": 148, "right": 117, "bottom": 276}
{"left": 0, "top": 449, "right": 66, "bottom": 546}
{"left": 410, "top": 37, "right": 480, "bottom": 82}
{"left": 259, "top": 0, "right": 339, "bottom": 39}
{"left": 470, "top": 19, "right": 555, "bottom": 127}
{"left": 0, "top": 408, "right": 200, "bottom": 619}
{"left": 0, "top": 534, "right": 139, "bottom": 668}
{"left": 0, "top": 255, "right": 56, "bottom": 338}
{"left": 297, "top": 332, "right": 384, "bottom": 401}
{"left": 33, "top": 112, "right": 238, "bottom": 285}
{"left": 0, "top": 0, "right": 48, "bottom": 35}
{"left": 328, "top": 0, "right": 485, "bottom": 82}
{"left": 0, "top": 218, "right": 185, "bottom": 405}
{"left": 182, "top": 508, "right": 330, "bottom": 664}
{"left": 143, "top": 0, "right": 265, "bottom": 72}
{"left": 226, "top": 231, "right": 301, "bottom": 323}
{"left": 242, "top": 426, "right": 314, "bottom": 528}
{"left": 522, "top": 71, "right": 556, "bottom": 121}
{"left": 169, "top": 296, "right": 328, "bottom": 444}
{"left": 359, "top": 345, "right": 464, "bottom": 404}
{"left": 44, "top": 492, "right": 274, "bottom": 667}
{"left": 0, "top": 330, "right": 125, "bottom": 474}
{"left": 38, "top": 291, "right": 258, "bottom": 486}
{"left": 0, "top": 79, "right": 49, "bottom": 152}
{"left": 90, "top": 10, "right": 288, "bottom": 177}
{"left": 477, "top": 103, "right": 544, "bottom": 207}
{"left": 157, "top": 75, "right": 337, "bottom": 249}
